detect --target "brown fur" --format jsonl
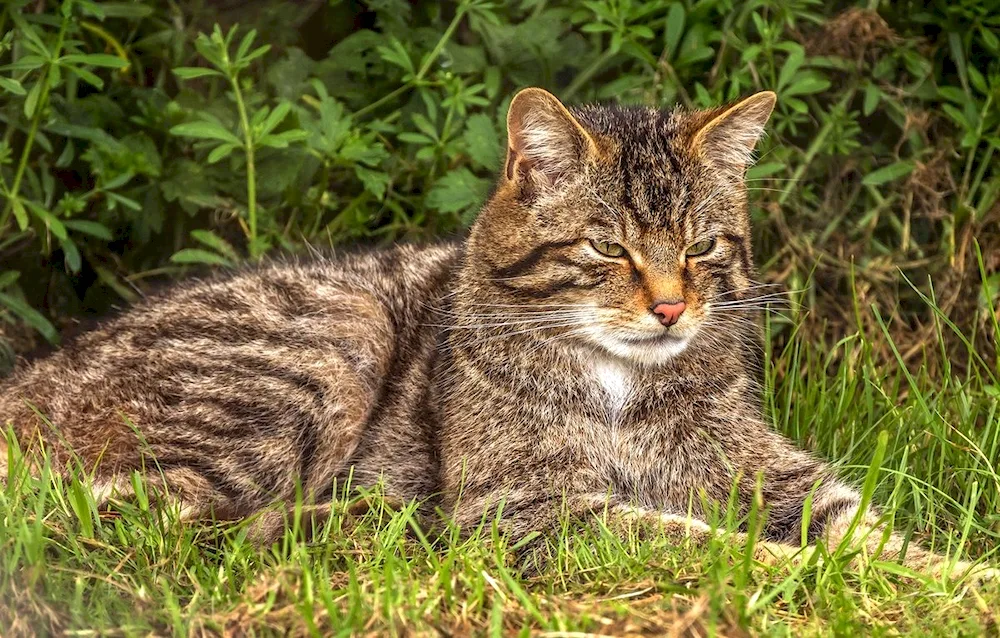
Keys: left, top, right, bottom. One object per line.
{"left": 0, "top": 89, "right": 990, "bottom": 579}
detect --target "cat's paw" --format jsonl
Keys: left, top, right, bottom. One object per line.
{"left": 751, "top": 540, "right": 818, "bottom": 568}
{"left": 927, "top": 558, "right": 999, "bottom": 585}
{"left": 954, "top": 562, "right": 999, "bottom": 585}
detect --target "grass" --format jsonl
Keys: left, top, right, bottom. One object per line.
{"left": 2, "top": 281, "right": 1000, "bottom": 636}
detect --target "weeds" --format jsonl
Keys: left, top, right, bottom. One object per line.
{"left": 2, "top": 2, "right": 1000, "bottom": 633}
{"left": 0, "top": 0, "right": 996, "bottom": 364}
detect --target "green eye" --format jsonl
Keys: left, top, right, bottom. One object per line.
{"left": 590, "top": 240, "right": 627, "bottom": 258}
{"left": 685, "top": 238, "right": 716, "bottom": 257}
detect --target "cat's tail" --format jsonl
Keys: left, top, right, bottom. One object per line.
{"left": 0, "top": 388, "right": 36, "bottom": 484}
{"left": 0, "top": 390, "right": 11, "bottom": 482}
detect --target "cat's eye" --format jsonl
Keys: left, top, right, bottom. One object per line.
{"left": 685, "top": 238, "right": 716, "bottom": 257}
{"left": 590, "top": 240, "right": 627, "bottom": 258}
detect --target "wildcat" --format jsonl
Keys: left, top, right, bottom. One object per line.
{"left": 0, "top": 88, "right": 988, "bottom": 578}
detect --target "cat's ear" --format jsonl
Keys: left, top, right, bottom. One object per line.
{"left": 690, "top": 91, "right": 776, "bottom": 171}
{"left": 505, "top": 88, "right": 597, "bottom": 187}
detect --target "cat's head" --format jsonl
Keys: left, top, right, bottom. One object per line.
{"left": 464, "top": 88, "right": 775, "bottom": 366}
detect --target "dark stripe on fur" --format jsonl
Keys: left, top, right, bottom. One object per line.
{"left": 490, "top": 240, "right": 579, "bottom": 280}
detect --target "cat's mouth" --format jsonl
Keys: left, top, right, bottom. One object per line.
{"left": 580, "top": 324, "right": 696, "bottom": 365}
{"left": 620, "top": 330, "right": 686, "bottom": 345}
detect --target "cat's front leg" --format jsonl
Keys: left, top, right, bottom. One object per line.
{"left": 776, "top": 475, "right": 997, "bottom": 582}
{"left": 819, "top": 501, "right": 998, "bottom": 582}
{"left": 451, "top": 490, "right": 804, "bottom": 566}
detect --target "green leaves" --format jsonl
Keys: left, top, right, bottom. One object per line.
{"left": 170, "top": 249, "right": 233, "bottom": 267}
{"left": 776, "top": 45, "right": 805, "bottom": 93}
{"left": 172, "top": 67, "right": 223, "bottom": 80}
{"left": 0, "top": 288, "right": 59, "bottom": 344}
{"left": 0, "top": 0, "right": 998, "bottom": 360}
{"left": 426, "top": 168, "right": 492, "bottom": 224}
{"left": 663, "top": 3, "right": 685, "bottom": 61}
{"left": 862, "top": 161, "right": 916, "bottom": 187}
{"left": 377, "top": 38, "right": 415, "bottom": 76}
{"left": 23, "top": 76, "right": 44, "bottom": 117}
{"left": 462, "top": 114, "right": 502, "bottom": 170}
{"left": 63, "top": 219, "right": 113, "bottom": 241}
{"left": 170, "top": 120, "right": 242, "bottom": 146}
{"left": 59, "top": 53, "right": 128, "bottom": 68}
{"left": 255, "top": 102, "right": 308, "bottom": 149}
{"left": 189, "top": 24, "right": 271, "bottom": 77}
{"left": 171, "top": 25, "right": 309, "bottom": 259}
{"left": 171, "top": 230, "right": 240, "bottom": 267}
{"left": 0, "top": 77, "right": 26, "bottom": 96}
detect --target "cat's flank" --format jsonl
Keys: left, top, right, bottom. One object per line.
{"left": 0, "top": 88, "right": 988, "bottom": 578}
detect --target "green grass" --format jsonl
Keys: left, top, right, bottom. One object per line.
{"left": 3, "top": 284, "right": 1000, "bottom": 636}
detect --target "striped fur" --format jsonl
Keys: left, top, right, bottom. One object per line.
{"left": 0, "top": 89, "right": 988, "bottom": 579}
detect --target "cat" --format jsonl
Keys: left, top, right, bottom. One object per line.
{"left": 0, "top": 87, "right": 990, "bottom": 579}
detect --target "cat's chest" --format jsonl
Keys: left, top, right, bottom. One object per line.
{"left": 593, "top": 359, "right": 632, "bottom": 420}
{"left": 584, "top": 359, "right": 699, "bottom": 423}
{"left": 557, "top": 361, "right": 722, "bottom": 499}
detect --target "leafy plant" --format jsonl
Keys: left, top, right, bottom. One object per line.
{"left": 0, "top": 0, "right": 997, "bottom": 371}
{"left": 171, "top": 24, "right": 307, "bottom": 259}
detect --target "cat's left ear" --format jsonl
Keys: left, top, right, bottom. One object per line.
{"left": 690, "top": 91, "right": 776, "bottom": 171}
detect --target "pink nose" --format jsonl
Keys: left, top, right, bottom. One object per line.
{"left": 651, "top": 300, "right": 686, "bottom": 327}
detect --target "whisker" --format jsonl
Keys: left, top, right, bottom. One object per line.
{"left": 706, "top": 283, "right": 784, "bottom": 300}
{"left": 744, "top": 187, "right": 789, "bottom": 193}
{"left": 711, "top": 297, "right": 803, "bottom": 308}
{"left": 707, "top": 288, "right": 808, "bottom": 304}
{"left": 426, "top": 308, "right": 592, "bottom": 318}
{"left": 430, "top": 320, "right": 586, "bottom": 331}
{"left": 709, "top": 304, "right": 797, "bottom": 314}
{"left": 710, "top": 300, "right": 801, "bottom": 310}
{"left": 478, "top": 321, "right": 591, "bottom": 342}
{"left": 523, "top": 326, "right": 595, "bottom": 356}
{"left": 707, "top": 308, "right": 795, "bottom": 322}
{"left": 429, "top": 303, "right": 590, "bottom": 310}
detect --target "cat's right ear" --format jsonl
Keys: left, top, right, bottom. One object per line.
{"left": 689, "top": 91, "right": 776, "bottom": 172}
{"left": 504, "top": 88, "right": 597, "bottom": 188}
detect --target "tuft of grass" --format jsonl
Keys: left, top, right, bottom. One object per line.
{"left": 2, "top": 283, "right": 1000, "bottom": 635}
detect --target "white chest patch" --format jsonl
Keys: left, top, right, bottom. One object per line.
{"left": 594, "top": 359, "right": 631, "bottom": 419}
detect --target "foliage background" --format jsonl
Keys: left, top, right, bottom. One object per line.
{"left": 4, "top": 2, "right": 1000, "bottom": 634}
{"left": 1, "top": 0, "right": 999, "bottom": 371}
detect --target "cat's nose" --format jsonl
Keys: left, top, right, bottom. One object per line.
{"left": 650, "top": 300, "right": 686, "bottom": 327}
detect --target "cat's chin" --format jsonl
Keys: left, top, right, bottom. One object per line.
{"left": 579, "top": 327, "right": 693, "bottom": 367}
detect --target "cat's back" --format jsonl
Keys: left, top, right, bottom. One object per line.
{"left": 133, "top": 240, "right": 461, "bottom": 333}
{"left": 5, "top": 241, "right": 461, "bottom": 368}
{"left": 0, "top": 241, "right": 462, "bottom": 494}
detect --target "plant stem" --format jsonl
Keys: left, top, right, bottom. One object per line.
{"left": 416, "top": 6, "right": 465, "bottom": 80}
{"left": 660, "top": 60, "right": 692, "bottom": 108}
{"left": 353, "top": 4, "right": 467, "bottom": 121}
{"left": 0, "top": 10, "right": 70, "bottom": 235}
{"left": 959, "top": 94, "right": 992, "bottom": 204}
{"left": 563, "top": 47, "right": 616, "bottom": 101}
{"left": 230, "top": 73, "right": 258, "bottom": 259}
{"left": 777, "top": 88, "right": 856, "bottom": 206}
{"left": 352, "top": 85, "right": 410, "bottom": 121}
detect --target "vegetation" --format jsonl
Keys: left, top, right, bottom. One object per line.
{"left": 2, "top": 0, "right": 999, "bottom": 634}
{"left": 4, "top": 303, "right": 1000, "bottom": 635}
{"left": 1, "top": 0, "right": 998, "bottom": 361}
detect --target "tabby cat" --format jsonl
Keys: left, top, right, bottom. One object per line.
{"left": 0, "top": 88, "right": 987, "bottom": 577}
